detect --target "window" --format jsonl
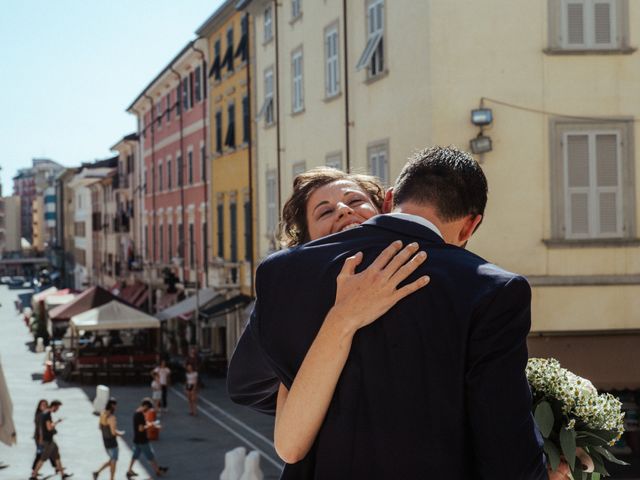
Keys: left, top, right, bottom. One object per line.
{"left": 182, "top": 77, "right": 189, "bottom": 111}
{"left": 291, "top": 49, "right": 304, "bottom": 113}
{"left": 292, "top": 161, "right": 306, "bottom": 178}
{"left": 74, "top": 221, "right": 86, "bottom": 237}
{"left": 177, "top": 154, "right": 183, "bottom": 186}
{"left": 326, "top": 152, "right": 343, "bottom": 170}
{"left": 368, "top": 142, "right": 389, "bottom": 186}
{"left": 209, "top": 39, "right": 222, "bottom": 82}
{"left": 325, "top": 24, "right": 340, "bottom": 97}
{"left": 230, "top": 201, "right": 238, "bottom": 262}
{"left": 189, "top": 223, "right": 195, "bottom": 268}
{"left": 266, "top": 170, "right": 277, "bottom": 237}
{"left": 145, "top": 226, "right": 150, "bottom": 259}
{"left": 156, "top": 101, "right": 162, "bottom": 127}
{"left": 200, "top": 144, "right": 207, "bottom": 182}
{"left": 176, "top": 84, "right": 182, "bottom": 116}
{"left": 550, "top": 119, "right": 635, "bottom": 240}
{"left": 292, "top": 0, "right": 302, "bottom": 19}
{"left": 202, "top": 220, "right": 208, "bottom": 268}
{"left": 244, "top": 197, "right": 252, "bottom": 261}
{"left": 264, "top": 5, "right": 273, "bottom": 42}
{"left": 158, "top": 163, "right": 163, "bottom": 191}
{"left": 188, "top": 150, "right": 194, "bottom": 184}
{"left": 357, "top": 0, "right": 385, "bottom": 76}
{"left": 167, "top": 158, "right": 172, "bottom": 189}
{"left": 178, "top": 223, "right": 185, "bottom": 258}
{"left": 168, "top": 224, "right": 173, "bottom": 260}
{"left": 242, "top": 96, "right": 250, "bottom": 143}
{"left": 225, "top": 102, "right": 236, "bottom": 149}
{"left": 165, "top": 94, "right": 171, "bottom": 122}
{"left": 194, "top": 66, "right": 202, "bottom": 102}
{"left": 258, "top": 68, "right": 275, "bottom": 125}
{"left": 548, "top": 0, "right": 629, "bottom": 51}
{"left": 217, "top": 201, "right": 224, "bottom": 257}
{"left": 159, "top": 225, "right": 164, "bottom": 263}
{"left": 225, "top": 26, "right": 234, "bottom": 73}
{"left": 236, "top": 15, "right": 249, "bottom": 63}
{"left": 215, "top": 110, "right": 223, "bottom": 153}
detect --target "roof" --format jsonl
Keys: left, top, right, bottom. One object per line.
{"left": 49, "top": 285, "right": 125, "bottom": 321}
{"left": 155, "top": 287, "right": 221, "bottom": 321}
{"left": 70, "top": 300, "right": 160, "bottom": 331}
{"left": 195, "top": 0, "right": 237, "bottom": 37}
{"left": 126, "top": 41, "right": 194, "bottom": 113}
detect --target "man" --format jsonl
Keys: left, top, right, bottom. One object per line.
{"left": 30, "top": 400, "right": 73, "bottom": 479}
{"left": 126, "top": 398, "right": 168, "bottom": 479}
{"left": 93, "top": 398, "right": 124, "bottom": 480}
{"left": 228, "top": 146, "right": 565, "bottom": 479}
{"left": 151, "top": 360, "right": 171, "bottom": 412}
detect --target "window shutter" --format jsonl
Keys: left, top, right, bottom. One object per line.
{"left": 595, "top": 133, "right": 620, "bottom": 235}
{"left": 566, "top": 134, "right": 590, "bottom": 236}
{"left": 593, "top": 1, "right": 612, "bottom": 45}
{"left": 566, "top": 2, "right": 585, "bottom": 45}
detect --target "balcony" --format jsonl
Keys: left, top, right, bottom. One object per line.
{"left": 113, "top": 211, "right": 130, "bottom": 233}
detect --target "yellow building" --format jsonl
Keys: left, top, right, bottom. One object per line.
{"left": 197, "top": 2, "right": 255, "bottom": 357}
{"left": 242, "top": 0, "right": 640, "bottom": 390}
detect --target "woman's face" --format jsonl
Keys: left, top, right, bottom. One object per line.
{"left": 39, "top": 400, "right": 48, "bottom": 411}
{"left": 306, "top": 180, "right": 379, "bottom": 241}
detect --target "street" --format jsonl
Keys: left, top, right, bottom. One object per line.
{"left": 0, "top": 285, "right": 283, "bottom": 480}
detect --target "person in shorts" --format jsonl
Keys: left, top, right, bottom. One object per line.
{"left": 93, "top": 398, "right": 124, "bottom": 480}
{"left": 151, "top": 361, "right": 171, "bottom": 411}
{"left": 30, "top": 400, "right": 73, "bottom": 480}
{"left": 126, "top": 398, "right": 168, "bottom": 479}
{"left": 151, "top": 372, "right": 162, "bottom": 414}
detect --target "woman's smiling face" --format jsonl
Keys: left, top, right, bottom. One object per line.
{"left": 306, "top": 180, "right": 380, "bottom": 241}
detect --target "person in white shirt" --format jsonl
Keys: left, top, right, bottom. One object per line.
{"left": 151, "top": 361, "right": 170, "bottom": 412}
{"left": 184, "top": 364, "right": 198, "bottom": 416}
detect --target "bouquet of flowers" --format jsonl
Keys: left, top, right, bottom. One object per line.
{"left": 526, "top": 358, "right": 628, "bottom": 479}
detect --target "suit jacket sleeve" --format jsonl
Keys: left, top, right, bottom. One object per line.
{"left": 466, "top": 275, "right": 547, "bottom": 480}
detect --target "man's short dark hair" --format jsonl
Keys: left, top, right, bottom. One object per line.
{"left": 393, "top": 146, "right": 488, "bottom": 221}
{"left": 50, "top": 400, "right": 62, "bottom": 408}
{"left": 141, "top": 398, "right": 153, "bottom": 408}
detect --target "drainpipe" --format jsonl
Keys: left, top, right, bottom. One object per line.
{"left": 343, "top": 0, "right": 351, "bottom": 172}
{"left": 244, "top": 12, "right": 255, "bottom": 293}
{"left": 274, "top": 0, "right": 282, "bottom": 217}
{"left": 190, "top": 43, "right": 209, "bottom": 288}
{"left": 143, "top": 93, "right": 156, "bottom": 314}
{"left": 169, "top": 67, "right": 187, "bottom": 285}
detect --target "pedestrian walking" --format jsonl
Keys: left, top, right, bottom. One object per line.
{"left": 150, "top": 372, "right": 162, "bottom": 413}
{"left": 185, "top": 363, "right": 198, "bottom": 416}
{"left": 32, "top": 399, "right": 56, "bottom": 472}
{"left": 151, "top": 360, "right": 170, "bottom": 411}
{"left": 92, "top": 398, "right": 124, "bottom": 480}
{"left": 126, "top": 398, "right": 168, "bottom": 479}
{"left": 30, "top": 399, "right": 73, "bottom": 480}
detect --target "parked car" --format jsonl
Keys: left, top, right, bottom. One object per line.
{"left": 8, "top": 276, "right": 28, "bottom": 289}
{"left": 0, "top": 276, "right": 11, "bottom": 284}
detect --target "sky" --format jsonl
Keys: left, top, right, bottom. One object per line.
{"left": 0, "top": 0, "right": 224, "bottom": 195}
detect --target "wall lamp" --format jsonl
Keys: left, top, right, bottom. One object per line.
{"left": 469, "top": 107, "right": 493, "bottom": 155}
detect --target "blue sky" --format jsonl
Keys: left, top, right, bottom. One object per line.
{"left": 0, "top": 0, "right": 223, "bottom": 194}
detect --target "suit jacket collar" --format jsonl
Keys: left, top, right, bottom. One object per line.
{"left": 363, "top": 214, "right": 446, "bottom": 245}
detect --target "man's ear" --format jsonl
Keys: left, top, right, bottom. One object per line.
{"left": 382, "top": 188, "right": 394, "bottom": 213}
{"left": 458, "top": 214, "right": 483, "bottom": 244}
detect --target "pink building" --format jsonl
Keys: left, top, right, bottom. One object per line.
{"left": 127, "top": 39, "right": 209, "bottom": 297}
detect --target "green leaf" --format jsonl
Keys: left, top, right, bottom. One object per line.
{"left": 593, "top": 446, "right": 630, "bottom": 466}
{"left": 534, "top": 401, "right": 555, "bottom": 438}
{"left": 577, "top": 431, "right": 610, "bottom": 445}
{"left": 576, "top": 434, "right": 608, "bottom": 448}
{"left": 589, "top": 451, "right": 609, "bottom": 476}
{"left": 590, "top": 473, "right": 601, "bottom": 480}
{"left": 560, "top": 427, "right": 577, "bottom": 472}
{"left": 544, "top": 439, "right": 561, "bottom": 472}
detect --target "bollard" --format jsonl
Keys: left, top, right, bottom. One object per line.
{"left": 220, "top": 446, "right": 246, "bottom": 480}
{"left": 35, "top": 337, "right": 44, "bottom": 353}
{"left": 93, "top": 385, "right": 110, "bottom": 414}
{"left": 239, "top": 451, "right": 263, "bottom": 480}
{"left": 42, "top": 360, "right": 55, "bottom": 383}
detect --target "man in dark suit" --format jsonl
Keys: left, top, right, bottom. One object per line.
{"left": 228, "top": 146, "right": 551, "bottom": 479}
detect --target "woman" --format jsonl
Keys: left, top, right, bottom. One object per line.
{"left": 271, "top": 167, "right": 430, "bottom": 464}
{"left": 93, "top": 398, "right": 124, "bottom": 480}
{"left": 32, "top": 399, "right": 56, "bottom": 472}
{"left": 184, "top": 363, "right": 198, "bottom": 416}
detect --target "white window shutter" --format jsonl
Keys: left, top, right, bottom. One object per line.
{"left": 595, "top": 133, "right": 621, "bottom": 235}
{"left": 593, "top": 1, "right": 613, "bottom": 45}
{"left": 565, "top": 134, "right": 590, "bottom": 236}
{"left": 567, "top": 2, "right": 585, "bottom": 45}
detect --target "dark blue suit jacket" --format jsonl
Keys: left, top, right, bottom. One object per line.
{"left": 228, "top": 215, "right": 547, "bottom": 479}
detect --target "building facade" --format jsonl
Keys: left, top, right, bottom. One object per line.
{"left": 2, "top": 196, "right": 21, "bottom": 254}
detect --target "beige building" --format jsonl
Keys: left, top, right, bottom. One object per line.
{"left": 242, "top": 0, "right": 640, "bottom": 388}
{"left": 4, "top": 196, "right": 22, "bottom": 252}
{"left": 31, "top": 196, "right": 45, "bottom": 252}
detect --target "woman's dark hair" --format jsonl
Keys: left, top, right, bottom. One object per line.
{"left": 35, "top": 399, "right": 48, "bottom": 420}
{"left": 279, "top": 167, "right": 385, "bottom": 247}
{"left": 105, "top": 399, "right": 117, "bottom": 412}
{"left": 141, "top": 398, "right": 153, "bottom": 409}
{"left": 393, "top": 146, "right": 488, "bottom": 222}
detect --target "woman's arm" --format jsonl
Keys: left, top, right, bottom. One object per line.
{"left": 274, "top": 241, "right": 429, "bottom": 464}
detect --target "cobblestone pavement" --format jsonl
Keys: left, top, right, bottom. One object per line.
{"left": 0, "top": 286, "right": 283, "bottom": 480}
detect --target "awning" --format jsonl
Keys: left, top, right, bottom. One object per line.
{"left": 200, "top": 294, "right": 252, "bottom": 320}
{"left": 45, "top": 294, "right": 76, "bottom": 308}
{"left": 155, "top": 288, "right": 220, "bottom": 321}
{"left": 70, "top": 300, "right": 160, "bottom": 331}
{"left": 32, "top": 286, "right": 58, "bottom": 306}
{"left": 528, "top": 333, "right": 640, "bottom": 391}
{"left": 49, "top": 286, "right": 123, "bottom": 322}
